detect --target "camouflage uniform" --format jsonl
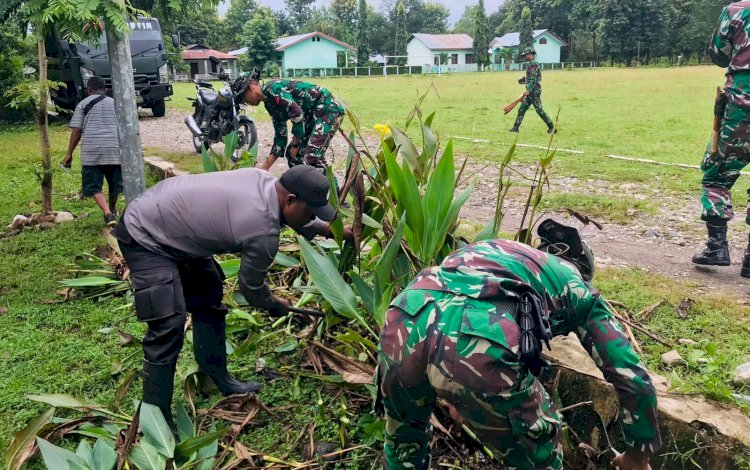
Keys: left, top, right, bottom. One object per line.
{"left": 701, "top": 2, "right": 750, "bottom": 223}
{"left": 378, "top": 240, "right": 661, "bottom": 469}
{"left": 513, "top": 61, "right": 554, "bottom": 130}
{"left": 262, "top": 79, "right": 345, "bottom": 170}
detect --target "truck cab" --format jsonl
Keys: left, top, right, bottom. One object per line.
{"left": 46, "top": 17, "right": 174, "bottom": 117}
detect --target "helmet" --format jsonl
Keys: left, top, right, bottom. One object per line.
{"left": 536, "top": 219, "right": 595, "bottom": 281}
{"left": 232, "top": 67, "right": 262, "bottom": 97}
{"left": 521, "top": 46, "right": 536, "bottom": 56}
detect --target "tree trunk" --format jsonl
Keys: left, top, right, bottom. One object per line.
{"left": 37, "top": 38, "right": 53, "bottom": 215}
{"left": 105, "top": 25, "right": 146, "bottom": 204}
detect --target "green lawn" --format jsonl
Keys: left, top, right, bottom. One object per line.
{"left": 169, "top": 67, "right": 742, "bottom": 197}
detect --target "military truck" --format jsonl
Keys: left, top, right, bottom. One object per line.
{"left": 46, "top": 17, "right": 177, "bottom": 117}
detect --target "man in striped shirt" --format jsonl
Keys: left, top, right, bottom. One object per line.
{"left": 62, "top": 76, "right": 122, "bottom": 226}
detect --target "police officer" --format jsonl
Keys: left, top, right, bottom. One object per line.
{"left": 510, "top": 47, "right": 556, "bottom": 134}
{"left": 115, "top": 166, "right": 348, "bottom": 427}
{"left": 378, "top": 220, "right": 660, "bottom": 469}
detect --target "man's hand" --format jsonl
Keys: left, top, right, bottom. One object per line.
{"left": 523, "top": 90, "right": 530, "bottom": 97}
{"left": 61, "top": 153, "right": 73, "bottom": 169}
{"left": 267, "top": 297, "right": 290, "bottom": 317}
{"left": 343, "top": 225, "right": 354, "bottom": 241}
{"left": 259, "top": 156, "right": 275, "bottom": 171}
{"left": 612, "top": 449, "right": 651, "bottom": 470}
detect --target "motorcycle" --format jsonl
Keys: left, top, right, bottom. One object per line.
{"left": 184, "top": 57, "right": 258, "bottom": 161}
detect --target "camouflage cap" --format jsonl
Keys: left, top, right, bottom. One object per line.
{"left": 521, "top": 46, "right": 536, "bottom": 56}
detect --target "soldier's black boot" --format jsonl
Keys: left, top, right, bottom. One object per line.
{"left": 547, "top": 125, "right": 557, "bottom": 134}
{"left": 692, "top": 220, "right": 730, "bottom": 266}
{"left": 192, "top": 312, "right": 260, "bottom": 395}
{"left": 142, "top": 360, "right": 177, "bottom": 431}
{"left": 741, "top": 235, "right": 750, "bottom": 278}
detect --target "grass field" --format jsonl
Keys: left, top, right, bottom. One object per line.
{"left": 169, "top": 66, "right": 744, "bottom": 200}
{"left": 3, "top": 67, "right": 750, "bottom": 465}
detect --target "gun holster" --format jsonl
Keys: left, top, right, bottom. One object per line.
{"left": 517, "top": 291, "right": 553, "bottom": 376}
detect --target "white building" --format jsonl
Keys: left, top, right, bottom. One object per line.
{"left": 406, "top": 34, "right": 477, "bottom": 72}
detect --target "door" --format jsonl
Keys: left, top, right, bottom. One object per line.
{"left": 190, "top": 62, "right": 199, "bottom": 79}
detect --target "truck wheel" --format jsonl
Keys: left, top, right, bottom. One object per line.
{"left": 152, "top": 100, "right": 166, "bottom": 117}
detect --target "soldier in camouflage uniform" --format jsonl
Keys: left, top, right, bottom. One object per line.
{"left": 240, "top": 78, "right": 345, "bottom": 172}
{"left": 694, "top": 1, "right": 750, "bottom": 278}
{"left": 378, "top": 221, "right": 661, "bottom": 470}
{"left": 510, "top": 47, "right": 556, "bottom": 134}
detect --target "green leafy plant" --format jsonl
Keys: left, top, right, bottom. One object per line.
{"left": 201, "top": 130, "right": 257, "bottom": 173}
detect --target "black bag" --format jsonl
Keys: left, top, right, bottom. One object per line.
{"left": 83, "top": 94, "right": 106, "bottom": 118}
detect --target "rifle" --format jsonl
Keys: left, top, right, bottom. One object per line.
{"left": 503, "top": 93, "right": 525, "bottom": 115}
{"left": 711, "top": 86, "right": 726, "bottom": 155}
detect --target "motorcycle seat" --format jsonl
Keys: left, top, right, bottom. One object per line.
{"left": 199, "top": 89, "right": 218, "bottom": 105}
{"left": 194, "top": 80, "right": 213, "bottom": 88}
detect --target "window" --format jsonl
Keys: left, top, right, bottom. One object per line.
{"left": 434, "top": 55, "right": 440, "bottom": 65}
{"left": 539, "top": 37, "right": 548, "bottom": 45}
{"left": 465, "top": 54, "right": 476, "bottom": 64}
{"left": 451, "top": 53, "right": 458, "bottom": 64}
{"left": 311, "top": 36, "right": 321, "bottom": 43}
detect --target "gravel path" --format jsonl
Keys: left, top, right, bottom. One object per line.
{"left": 139, "top": 110, "right": 750, "bottom": 297}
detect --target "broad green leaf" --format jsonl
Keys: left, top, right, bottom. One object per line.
{"left": 421, "top": 111, "right": 438, "bottom": 166}
{"left": 219, "top": 259, "right": 240, "bottom": 278}
{"left": 422, "top": 139, "right": 456, "bottom": 258}
{"left": 26, "top": 394, "right": 103, "bottom": 411}
{"left": 59, "top": 277, "right": 120, "bottom": 287}
{"left": 175, "top": 401, "right": 194, "bottom": 443}
{"left": 297, "top": 237, "right": 358, "bottom": 318}
{"left": 274, "top": 341, "right": 298, "bottom": 353}
{"left": 474, "top": 221, "right": 499, "bottom": 243}
{"left": 390, "top": 126, "right": 421, "bottom": 176}
{"left": 435, "top": 182, "right": 476, "bottom": 253}
{"left": 274, "top": 252, "right": 300, "bottom": 267}
{"left": 383, "top": 145, "right": 423, "bottom": 248}
{"left": 128, "top": 441, "right": 165, "bottom": 470}
{"left": 201, "top": 145, "right": 218, "bottom": 173}
{"left": 196, "top": 425, "right": 220, "bottom": 470}
{"left": 226, "top": 309, "right": 262, "bottom": 326}
{"left": 339, "top": 206, "right": 381, "bottom": 229}
{"left": 374, "top": 213, "right": 406, "bottom": 289}
{"left": 91, "top": 439, "right": 117, "bottom": 470}
{"left": 350, "top": 273, "right": 374, "bottom": 318}
{"left": 326, "top": 167, "right": 344, "bottom": 246}
{"left": 175, "top": 428, "right": 227, "bottom": 459}
{"left": 69, "top": 459, "right": 90, "bottom": 470}
{"left": 139, "top": 403, "right": 175, "bottom": 458}
{"left": 5, "top": 408, "right": 55, "bottom": 470}
{"left": 37, "top": 437, "right": 88, "bottom": 469}
{"left": 76, "top": 440, "right": 94, "bottom": 468}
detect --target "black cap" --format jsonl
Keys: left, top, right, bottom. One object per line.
{"left": 279, "top": 165, "right": 336, "bottom": 221}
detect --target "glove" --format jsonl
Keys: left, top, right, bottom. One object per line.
{"left": 715, "top": 92, "right": 728, "bottom": 118}
{"left": 266, "top": 297, "right": 290, "bottom": 317}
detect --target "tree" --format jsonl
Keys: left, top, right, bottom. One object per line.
{"left": 285, "top": 0, "right": 316, "bottom": 32}
{"left": 474, "top": 0, "right": 491, "bottom": 67}
{"left": 367, "top": 7, "right": 391, "bottom": 55}
{"left": 518, "top": 6, "right": 534, "bottom": 53}
{"left": 356, "top": 0, "right": 369, "bottom": 65}
{"left": 242, "top": 7, "right": 278, "bottom": 72}
{"left": 394, "top": 1, "right": 407, "bottom": 64}
{"left": 332, "top": 0, "right": 358, "bottom": 31}
{"left": 0, "top": 20, "right": 34, "bottom": 122}
{"left": 163, "top": 4, "right": 225, "bottom": 49}
{"left": 453, "top": 5, "right": 478, "bottom": 35}
{"left": 224, "top": 0, "right": 256, "bottom": 48}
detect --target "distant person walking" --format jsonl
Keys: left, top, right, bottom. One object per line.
{"left": 509, "top": 47, "right": 556, "bottom": 134}
{"left": 61, "top": 76, "right": 122, "bottom": 227}
{"left": 693, "top": 1, "right": 750, "bottom": 278}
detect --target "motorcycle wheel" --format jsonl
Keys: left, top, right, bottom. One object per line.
{"left": 192, "top": 108, "right": 209, "bottom": 154}
{"left": 234, "top": 122, "right": 258, "bottom": 162}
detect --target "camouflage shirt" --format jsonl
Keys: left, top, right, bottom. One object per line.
{"left": 525, "top": 60, "right": 542, "bottom": 94}
{"left": 389, "top": 240, "right": 661, "bottom": 452}
{"left": 711, "top": 2, "right": 750, "bottom": 108}
{"left": 261, "top": 79, "right": 342, "bottom": 157}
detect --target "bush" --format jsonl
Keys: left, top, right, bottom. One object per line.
{"left": 0, "top": 21, "right": 36, "bottom": 123}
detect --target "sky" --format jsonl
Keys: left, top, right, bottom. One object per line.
{"left": 219, "top": 0, "right": 504, "bottom": 25}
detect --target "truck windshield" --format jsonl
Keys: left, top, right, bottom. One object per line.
{"left": 78, "top": 19, "right": 162, "bottom": 55}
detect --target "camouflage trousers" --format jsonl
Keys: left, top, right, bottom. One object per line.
{"left": 287, "top": 103, "right": 345, "bottom": 171}
{"left": 701, "top": 101, "right": 750, "bottom": 224}
{"left": 378, "top": 291, "right": 563, "bottom": 470}
{"left": 514, "top": 93, "right": 554, "bottom": 129}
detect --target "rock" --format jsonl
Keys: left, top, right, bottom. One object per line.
{"left": 644, "top": 229, "right": 659, "bottom": 238}
{"left": 255, "top": 357, "right": 266, "bottom": 372}
{"left": 733, "top": 362, "right": 750, "bottom": 387}
{"left": 53, "top": 211, "right": 75, "bottom": 224}
{"left": 668, "top": 231, "right": 682, "bottom": 239}
{"left": 662, "top": 350, "right": 686, "bottom": 366}
{"left": 698, "top": 358, "right": 710, "bottom": 365}
{"left": 9, "top": 215, "right": 30, "bottom": 229}
{"left": 678, "top": 338, "right": 697, "bottom": 346}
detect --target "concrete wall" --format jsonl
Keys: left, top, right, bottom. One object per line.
{"left": 407, "top": 38, "right": 476, "bottom": 66}
{"left": 282, "top": 37, "right": 350, "bottom": 72}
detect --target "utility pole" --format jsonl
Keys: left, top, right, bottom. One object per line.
{"left": 106, "top": 25, "right": 146, "bottom": 203}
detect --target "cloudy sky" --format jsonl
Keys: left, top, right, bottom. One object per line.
{"left": 220, "top": 0, "right": 504, "bottom": 25}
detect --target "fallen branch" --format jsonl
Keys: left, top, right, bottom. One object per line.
{"left": 613, "top": 314, "right": 674, "bottom": 348}
{"left": 559, "top": 401, "right": 594, "bottom": 413}
{"left": 606, "top": 301, "right": 643, "bottom": 355}
{"left": 636, "top": 299, "right": 667, "bottom": 322}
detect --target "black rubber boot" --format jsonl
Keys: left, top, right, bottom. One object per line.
{"left": 142, "top": 360, "right": 177, "bottom": 430}
{"left": 509, "top": 126, "right": 519, "bottom": 133}
{"left": 741, "top": 235, "right": 750, "bottom": 278}
{"left": 192, "top": 313, "right": 260, "bottom": 395}
{"left": 547, "top": 126, "right": 557, "bottom": 134}
{"left": 692, "top": 221, "right": 730, "bottom": 266}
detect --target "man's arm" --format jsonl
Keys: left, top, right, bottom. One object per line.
{"left": 63, "top": 105, "right": 84, "bottom": 167}
{"left": 526, "top": 65, "right": 540, "bottom": 94}
{"left": 709, "top": 6, "right": 732, "bottom": 68}
{"left": 262, "top": 118, "right": 288, "bottom": 170}
{"left": 238, "top": 234, "right": 288, "bottom": 315}
{"left": 573, "top": 289, "right": 662, "bottom": 456}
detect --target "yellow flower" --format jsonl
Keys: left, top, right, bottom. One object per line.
{"left": 373, "top": 123, "right": 391, "bottom": 139}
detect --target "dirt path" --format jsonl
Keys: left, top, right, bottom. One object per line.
{"left": 139, "top": 110, "right": 750, "bottom": 298}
